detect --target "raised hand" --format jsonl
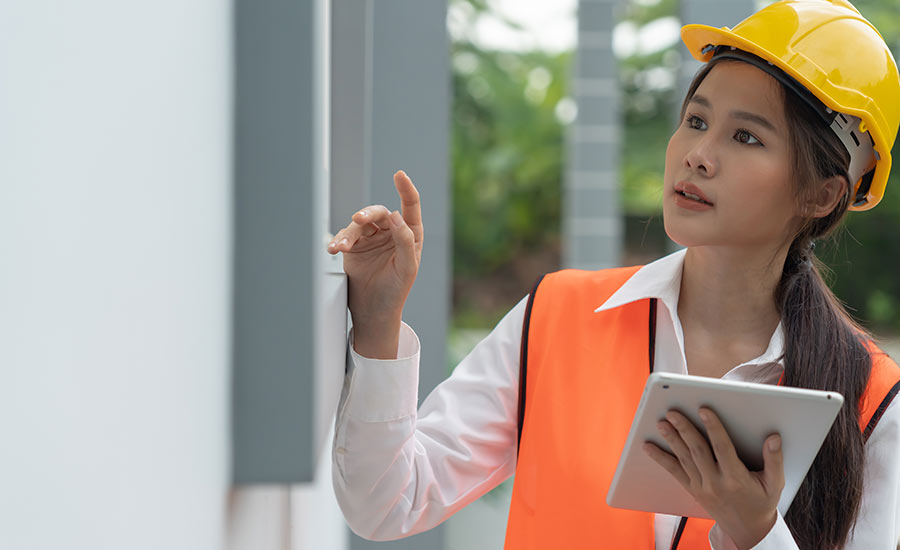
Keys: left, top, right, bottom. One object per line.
{"left": 326, "top": 170, "right": 424, "bottom": 359}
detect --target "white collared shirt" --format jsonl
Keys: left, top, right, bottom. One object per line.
{"left": 332, "top": 249, "right": 900, "bottom": 549}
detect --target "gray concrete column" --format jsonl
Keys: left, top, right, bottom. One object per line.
{"left": 564, "top": 0, "right": 623, "bottom": 270}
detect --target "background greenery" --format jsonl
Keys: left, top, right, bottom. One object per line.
{"left": 450, "top": 0, "right": 900, "bottom": 333}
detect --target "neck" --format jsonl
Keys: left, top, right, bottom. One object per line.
{"left": 678, "top": 245, "right": 787, "bottom": 338}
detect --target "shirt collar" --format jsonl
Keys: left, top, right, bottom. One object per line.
{"left": 593, "top": 247, "right": 786, "bottom": 371}
{"left": 594, "top": 248, "right": 686, "bottom": 316}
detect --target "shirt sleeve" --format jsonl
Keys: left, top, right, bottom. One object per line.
{"left": 709, "top": 512, "right": 796, "bottom": 550}
{"left": 331, "top": 297, "right": 528, "bottom": 541}
{"left": 709, "top": 398, "right": 900, "bottom": 550}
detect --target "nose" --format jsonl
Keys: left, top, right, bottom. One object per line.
{"left": 684, "top": 137, "right": 717, "bottom": 177}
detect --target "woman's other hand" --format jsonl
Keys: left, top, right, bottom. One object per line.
{"left": 643, "top": 408, "right": 785, "bottom": 550}
{"left": 326, "top": 170, "right": 424, "bottom": 359}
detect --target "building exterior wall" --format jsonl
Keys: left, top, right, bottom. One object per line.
{"left": 1, "top": 0, "right": 448, "bottom": 548}
{"left": 0, "top": 1, "right": 232, "bottom": 549}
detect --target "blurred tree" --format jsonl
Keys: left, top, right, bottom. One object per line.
{"left": 451, "top": 41, "right": 569, "bottom": 326}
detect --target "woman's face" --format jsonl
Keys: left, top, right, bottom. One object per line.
{"left": 663, "top": 61, "right": 802, "bottom": 253}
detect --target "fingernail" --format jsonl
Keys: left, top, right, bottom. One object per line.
{"left": 357, "top": 210, "right": 367, "bottom": 218}
{"left": 340, "top": 238, "right": 348, "bottom": 245}
{"left": 657, "top": 422, "right": 670, "bottom": 435}
{"left": 328, "top": 241, "right": 335, "bottom": 249}
{"left": 699, "top": 410, "right": 710, "bottom": 422}
{"left": 390, "top": 212, "right": 401, "bottom": 227}
{"left": 769, "top": 436, "right": 781, "bottom": 452}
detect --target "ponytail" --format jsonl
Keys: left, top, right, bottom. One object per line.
{"left": 776, "top": 239, "right": 870, "bottom": 549}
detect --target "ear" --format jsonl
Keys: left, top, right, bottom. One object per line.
{"left": 805, "top": 175, "right": 848, "bottom": 219}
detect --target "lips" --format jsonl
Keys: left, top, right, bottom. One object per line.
{"left": 674, "top": 181, "right": 713, "bottom": 206}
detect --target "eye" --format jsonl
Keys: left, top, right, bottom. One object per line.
{"left": 685, "top": 114, "right": 707, "bottom": 131}
{"left": 735, "top": 129, "right": 762, "bottom": 146}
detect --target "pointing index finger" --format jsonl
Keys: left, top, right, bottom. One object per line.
{"left": 394, "top": 170, "right": 423, "bottom": 238}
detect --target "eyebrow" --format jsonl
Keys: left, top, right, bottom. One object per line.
{"left": 688, "top": 94, "right": 777, "bottom": 132}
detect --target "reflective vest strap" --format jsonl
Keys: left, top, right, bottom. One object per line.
{"left": 671, "top": 516, "right": 714, "bottom": 549}
{"left": 671, "top": 517, "right": 688, "bottom": 549}
{"left": 516, "top": 274, "right": 545, "bottom": 459}
{"left": 861, "top": 350, "right": 900, "bottom": 441}
{"left": 864, "top": 379, "right": 900, "bottom": 442}
{"left": 649, "top": 298, "right": 657, "bottom": 373}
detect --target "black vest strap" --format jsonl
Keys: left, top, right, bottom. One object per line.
{"left": 516, "top": 275, "right": 545, "bottom": 459}
{"left": 670, "top": 516, "right": 689, "bottom": 550}
{"left": 863, "top": 378, "right": 900, "bottom": 443}
{"left": 516, "top": 283, "right": 656, "bottom": 458}
{"left": 649, "top": 298, "right": 657, "bottom": 373}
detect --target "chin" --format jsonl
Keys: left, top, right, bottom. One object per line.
{"left": 662, "top": 208, "right": 712, "bottom": 248}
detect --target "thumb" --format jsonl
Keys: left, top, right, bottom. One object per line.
{"left": 762, "top": 434, "right": 785, "bottom": 495}
{"left": 389, "top": 211, "right": 418, "bottom": 279}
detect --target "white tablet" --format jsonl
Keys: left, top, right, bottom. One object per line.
{"left": 606, "top": 372, "right": 844, "bottom": 519}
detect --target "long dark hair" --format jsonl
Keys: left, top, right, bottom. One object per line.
{"left": 681, "top": 58, "right": 872, "bottom": 549}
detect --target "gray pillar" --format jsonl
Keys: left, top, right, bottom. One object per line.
{"left": 332, "top": 1, "right": 450, "bottom": 549}
{"left": 564, "top": 0, "right": 623, "bottom": 270}
{"left": 233, "top": 0, "right": 346, "bottom": 485}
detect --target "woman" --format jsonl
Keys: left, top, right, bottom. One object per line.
{"left": 327, "top": 1, "right": 900, "bottom": 548}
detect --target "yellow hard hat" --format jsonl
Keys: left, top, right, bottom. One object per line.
{"left": 682, "top": 0, "right": 900, "bottom": 211}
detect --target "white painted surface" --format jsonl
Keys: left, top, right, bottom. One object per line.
{"left": 228, "top": 488, "right": 290, "bottom": 550}
{"left": 227, "top": 422, "right": 349, "bottom": 550}
{"left": 292, "top": 422, "right": 350, "bottom": 550}
{"left": 0, "top": 2, "right": 231, "bottom": 549}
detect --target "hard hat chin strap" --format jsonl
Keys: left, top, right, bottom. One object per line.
{"left": 708, "top": 46, "right": 876, "bottom": 205}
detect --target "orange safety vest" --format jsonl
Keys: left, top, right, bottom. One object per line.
{"left": 505, "top": 267, "right": 900, "bottom": 549}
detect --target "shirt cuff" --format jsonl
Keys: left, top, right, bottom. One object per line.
{"left": 709, "top": 512, "right": 796, "bottom": 550}
{"left": 344, "top": 321, "right": 420, "bottom": 422}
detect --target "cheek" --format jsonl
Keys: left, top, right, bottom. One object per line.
{"left": 728, "top": 170, "right": 798, "bottom": 229}
{"left": 663, "top": 136, "right": 681, "bottom": 185}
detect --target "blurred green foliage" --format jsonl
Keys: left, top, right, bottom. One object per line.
{"left": 450, "top": 0, "right": 900, "bottom": 332}
{"left": 452, "top": 45, "right": 568, "bottom": 280}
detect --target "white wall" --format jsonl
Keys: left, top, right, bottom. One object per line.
{"left": 0, "top": 2, "right": 232, "bottom": 549}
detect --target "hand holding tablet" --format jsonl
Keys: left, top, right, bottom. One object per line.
{"left": 644, "top": 407, "right": 786, "bottom": 548}
{"left": 606, "top": 373, "right": 844, "bottom": 520}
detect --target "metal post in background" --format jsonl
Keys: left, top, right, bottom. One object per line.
{"left": 565, "top": 0, "right": 623, "bottom": 270}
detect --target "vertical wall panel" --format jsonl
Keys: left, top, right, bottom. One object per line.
{"left": 565, "top": 0, "right": 623, "bottom": 270}
{"left": 233, "top": 0, "right": 345, "bottom": 484}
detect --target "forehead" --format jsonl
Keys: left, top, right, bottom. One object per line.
{"left": 693, "top": 61, "right": 785, "bottom": 124}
